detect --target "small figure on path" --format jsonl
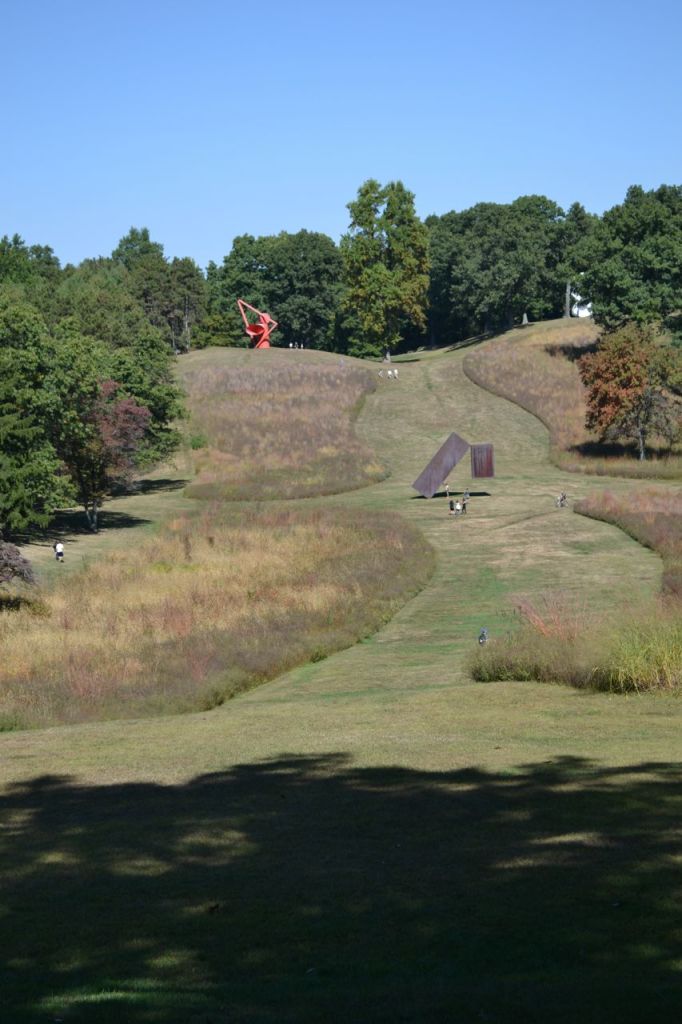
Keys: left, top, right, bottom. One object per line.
{"left": 393, "top": 367, "right": 399, "bottom": 380}
{"left": 448, "top": 499, "right": 455, "bottom": 515}
{"left": 378, "top": 369, "right": 384, "bottom": 378}
{"left": 444, "top": 481, "right": 450, "bottom": 499}
{"left": 454, "top": 500, "right": 462, "bottom": 516}
{"left": 555, "top": 491, "right": 568, "bottom": 508}
{"left": 461, "top": 495, "right": 468, "bottom": 514}
{"left": 463, "top": 487, "right": 470, "bottom": 502}
{"left": 387, "top": 369, "right": 394, "bottom": 380}
{"left": 53, "top": 541, "right": 64, "bottom": 563}
{"left": 478, "top": 627, "right": 489, "bottom": 645}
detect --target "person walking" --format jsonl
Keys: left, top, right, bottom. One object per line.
{"left": 53, "top": 541, "right": 64, "bottom": 563}
{"left": 461, "top": 495, "right": 468, "bottom": 514}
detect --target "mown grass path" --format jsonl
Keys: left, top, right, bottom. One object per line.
{"left": 2, "top": 336, "right": 682, "bottom": 1023}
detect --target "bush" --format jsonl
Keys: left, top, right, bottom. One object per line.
{"left": 0, "top": 542, "right": 35, "bottom": 587}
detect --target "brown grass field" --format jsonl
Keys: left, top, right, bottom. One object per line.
{"left": 1, "top": 504, "right": 432, "bottom": 730}
{"left": 3, "top": 333, "right": 682, "bottom": 1023}
{"left": 178, "top": 347, "right": 387, "bottom": 500}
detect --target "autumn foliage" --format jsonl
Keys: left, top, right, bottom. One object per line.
{"left": 578, "top": 324, "right": 681, "bottom": 460}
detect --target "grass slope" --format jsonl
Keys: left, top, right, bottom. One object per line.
{"left": 2, "top": 341, "right": 682, "bottom": 1023}
{"left": 463, "top": 318, "right": 682, "bottom": 478}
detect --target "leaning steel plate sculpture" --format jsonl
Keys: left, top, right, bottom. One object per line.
{"left": 412, "top": 432, "right": 471, "bottom": 498}
{"left": 412, "top": 434, "right": 495, "bottom": 496}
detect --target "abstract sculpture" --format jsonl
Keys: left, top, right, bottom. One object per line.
{"left": 237, "top": 299, "right": 278, "bottom": 348}
{"left": 412, "top": 432, "right": 471, "bottom": 498}
{"left": 470, "top": 443, "right": 495, "bottom": 478}
{"left": 413, "top": 434, "right": 495, "bottom": 496}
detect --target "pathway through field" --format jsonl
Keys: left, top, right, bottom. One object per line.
{"left": 2, "top": 340, "right": 681, "bottom": 1024}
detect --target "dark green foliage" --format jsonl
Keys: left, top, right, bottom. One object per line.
{"left": 0, "top": 233, "right": 61, "bottom": 321}
{"left": 0, "top": 230, "right": 187, "bottom": 533}
{"left": 340, "top": 179, "right": 429, "bottom": 357}
{"left": 428, "top": 195, "right": 567, "bottom": 342}
{"left": 201, "top": 235, "right": 271, "bottom": 347}
{"left": 578, "top": 185, "right": 682, "bottom": 328}
{"left": 258, "top": 231, "right": 342, "bottom": 349}
{"left": 201, "top": 231, "right": 342, "bottom": 350}
{"left": 112, "top": 228, "right": 208, "bottom": 352}
{"left": 0, "top": 300, "right": 74, "bottom": 535}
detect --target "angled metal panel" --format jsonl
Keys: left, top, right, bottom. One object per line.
{"left": 412, "top": 432, "right": 470, "bottom": 498}
{"left": 470, "top": 443, "right": 495, "bottom": 478}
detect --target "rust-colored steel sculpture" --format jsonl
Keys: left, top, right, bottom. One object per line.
{"left": 470, "top": 443, "right": 495, "bottom": 478}
{"left": 237, "top": 299, "right": 278, "bottom": 348}
{"left": 412, "top": 432, "right": 470, "bottom": 498}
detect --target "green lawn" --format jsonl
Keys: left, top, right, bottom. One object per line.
{"left": 3, "top": 330, "right": 681, "bottom": 1023}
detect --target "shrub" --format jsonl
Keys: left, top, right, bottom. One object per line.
{"left": 0, "top": 542, "right": 35, "bottom": 587}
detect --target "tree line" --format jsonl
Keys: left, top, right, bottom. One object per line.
{"left": 2, "top": 180, "right": 681, "bottom": 546}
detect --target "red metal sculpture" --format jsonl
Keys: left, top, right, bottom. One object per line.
{"left": 237, "top": 299, "right": 278, "bottom": 349}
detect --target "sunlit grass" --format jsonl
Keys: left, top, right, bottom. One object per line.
{"left": 471, "top": 488, "right": 682, "bottom": 692}
{"left": 177, "top": 348, "right": 387, "bottom": 500}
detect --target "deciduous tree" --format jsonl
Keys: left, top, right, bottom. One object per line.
{"left": 341, "top": 180, "right": 429, "bottom": 357}
{"left": 578, "top": 185, "right": 682, "bottom": 329}
{"left": 579, "top": 323, "right": 682, "bottom": 460}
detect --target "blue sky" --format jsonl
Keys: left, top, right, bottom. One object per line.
{"left": 3, "top": 0, "right": 681, "bottom": 268}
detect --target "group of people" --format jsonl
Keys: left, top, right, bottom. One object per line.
{"left": 288, "top": 342, "right": 305, "bottom": 349}
{"left": 446, "top": 485, "right": 470, "bottom": 517}
{"left": 378, "top": 368, "right": 399, "bottom": 380}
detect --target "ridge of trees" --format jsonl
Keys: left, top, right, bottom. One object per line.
{"left": 2, "top": 180, "right": 682, "bottom": 542}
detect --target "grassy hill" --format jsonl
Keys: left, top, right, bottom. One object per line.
{"left": 3, "top": 332, "right": 682, "bottom": 1023}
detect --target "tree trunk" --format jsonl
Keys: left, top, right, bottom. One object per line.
{"left": 84, "top": 501, "right": 99, "bottom": 532}
{"left": 637, "top": 426, "right": 647, "bottom": 461}
{"left": 564, "top": 281, "right": 572, "bottom": 318}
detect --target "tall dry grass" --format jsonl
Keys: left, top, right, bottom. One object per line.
{"left": 470, "top": 593, "right": 682, "bottom": 693}
{"left": 575, "top": 488, "right": 682, "bottom": 598}
{"left": 471, "top": 487, "right": 682, "bottom": 692}
{"left": 463, "top": 320, "right": 682, "bottom": 479}
{"left": 0, "top": 505, "right": 434, "bottom": 730}
{"left": 178, "top": 355, "right": 386, "bottom": 500}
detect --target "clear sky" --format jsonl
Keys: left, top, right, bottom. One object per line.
{"left": 3, "top": 0, "right": 681, "bottom": 269}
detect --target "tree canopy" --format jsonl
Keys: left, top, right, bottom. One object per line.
{"left": 577, "top": 185, "right": 682, "bottom": 329}
{"left": 340, "top": 180, "right": 429, "bottom": 357}
{"left": 579, "top": 323, "right": 682, "bottom": 460}
{"left": 428, "top": 195, "right": 575, "bottom": 342}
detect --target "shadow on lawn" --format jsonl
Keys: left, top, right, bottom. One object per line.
{"left": 2, "top": 755, "right": 681, "bottom": 1023}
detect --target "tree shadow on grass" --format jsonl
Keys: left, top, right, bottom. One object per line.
{"left": 2, "top": 755, "right": 681, "bottom": 1023}
{"left": 39, "top": 508, "right": 153, "bottom": 540}
{"left": 129, "top": 478, "right": 189, "bottom": 496}
{"left": 411, "top": 491, "right": 491, "bottom": 500}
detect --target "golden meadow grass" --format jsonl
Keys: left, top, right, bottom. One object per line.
{"left": 472, "top": 488, "right": 682, "bottom": 692}
{"left": 0, "top": 505, "right": 433, "bottom": 729}
{"left": 463, "top": 319, "right": 682, "bottom": 479}
{"left": 177, "top": 351, "right": 387, "bottom": 500}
